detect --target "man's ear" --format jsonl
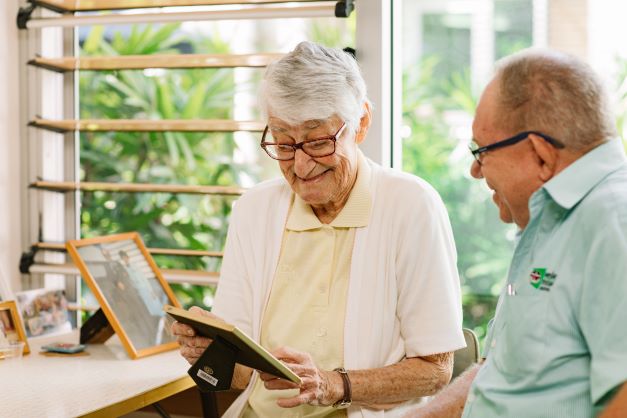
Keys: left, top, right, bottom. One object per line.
{"left": 355, "top": 102, "right": 372, "bottom": 144}
{"left": 529, "top": 134, "right": 559, "bottom": 182}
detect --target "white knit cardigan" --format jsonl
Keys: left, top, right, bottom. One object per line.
{"left": 213, "top": 158, "right": 465, "bottom": 418}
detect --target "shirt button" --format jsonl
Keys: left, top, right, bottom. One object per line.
{"left": 317, "top": 327, "right": 327, "bottom": 337}
{"left": 491, "top": 339, "right": 497, "bottom": 348}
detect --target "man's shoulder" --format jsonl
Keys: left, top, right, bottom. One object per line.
{"left": 579, "top": 166, "right": 627, "bottom": 220}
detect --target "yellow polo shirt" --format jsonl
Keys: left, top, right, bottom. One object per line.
{"left": 242, "top": 153, "right": 371, "bottom": 418}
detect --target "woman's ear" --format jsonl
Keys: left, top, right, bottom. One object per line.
{"left": 529, "top": 134, "right": 558, "bottom": 182}
{"left": 355, "top": 102, "right": 372, "bottom": 144}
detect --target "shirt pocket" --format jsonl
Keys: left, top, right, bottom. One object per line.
{"left": 492, "top": 292, "right": 550, "bottom": 378}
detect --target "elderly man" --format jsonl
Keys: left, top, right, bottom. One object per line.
{"left": 406, "top": 49, "right": 627, "bottom": 418}
{"left": 172, "top": 41, "right": 466, "bottom": 417}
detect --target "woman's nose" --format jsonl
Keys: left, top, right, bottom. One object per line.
{"left": 293, "top": 149, "right": 314, "bottom": 176}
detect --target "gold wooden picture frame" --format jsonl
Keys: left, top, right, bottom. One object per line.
{"left": 66, "top": 232, "right": 181, "bottom": 359}
{"left": 0, "top": 300, "right": 31, "bottom": 355}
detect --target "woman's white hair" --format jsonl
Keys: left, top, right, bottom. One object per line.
{"left": 259, "top": 41, "right": 369, "bottom": 132}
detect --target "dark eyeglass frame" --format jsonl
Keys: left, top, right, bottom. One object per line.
{"left": 469, "top": 130, "right": 565, "bottom": 164}
{"left": 260, "top": 122, "right": 346, "bottom": 161}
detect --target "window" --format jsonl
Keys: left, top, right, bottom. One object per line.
{"left": 19, "top": 2, "right": 355, "bottom": 322}
{"left": 399, "top": 0, "right": 627, "bottom": 345}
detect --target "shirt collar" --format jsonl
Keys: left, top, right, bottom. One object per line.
{"left": 542, "top": 139, "right": 627, "bottom": 210}
{"left": 286, "top": 150, "right": 372, "bottom": 231}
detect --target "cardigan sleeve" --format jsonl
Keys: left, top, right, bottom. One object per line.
{"left": 211, "top": 200, "right": 254, "bottom": 337}
{"left": 394, "top": 184, "right": 465, "bottom": 357}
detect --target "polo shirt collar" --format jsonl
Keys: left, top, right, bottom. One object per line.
{"left": 543, "top": 139, "right": 627, "bottom": 210}
{"left": 286, "top": 150, "right": 372, "bottom": 231}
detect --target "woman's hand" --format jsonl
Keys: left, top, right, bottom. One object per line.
{"left": 259, "top": 346, "right": 343, "bottom": 408}
{"left": 170, "top": 306, "right": 220, "bottom": 365}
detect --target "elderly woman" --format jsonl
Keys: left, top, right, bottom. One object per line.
{"left": 172, "top": 41, "right": 465, "bottom": 417}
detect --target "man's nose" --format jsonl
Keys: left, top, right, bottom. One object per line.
{"left": 470, "top": 159, "right": 483, "bottom": 179}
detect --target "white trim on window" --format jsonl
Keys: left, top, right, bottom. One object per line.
{"left": 356, "top": 0, "right": 399, "bottom": 168}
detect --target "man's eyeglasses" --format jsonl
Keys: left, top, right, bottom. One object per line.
{"left": 260, "top": 123, "right": 346, "bottom": 161}
{"left": 469, "top": 131, "right": 565, "bottom": 164}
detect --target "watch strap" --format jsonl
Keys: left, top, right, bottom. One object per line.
{"left": 332, "top": 367, "right": 352, "bottom": 409}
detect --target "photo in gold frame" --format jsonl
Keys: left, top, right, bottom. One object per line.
{"left": 0, "top": 300, "right": 30, "bottom": 355}
{"left": 66, "top": 232, "right": 181, "bottom": 359}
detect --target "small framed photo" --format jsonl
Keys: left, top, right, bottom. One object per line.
{"left": 66, "top": 232, "right": 181, "bottom": 359}
{"left": 16, "top": 288, "right": 71, "bottom": 338}
{"left": 0, "top": 300, "right": 30, "bottom": 355}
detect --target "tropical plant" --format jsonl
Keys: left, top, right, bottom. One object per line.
{"left": 78, "top": 20, "right": 355, "bottom": 311}
{"left": 78, "top": 24, "right": 255, "bottom": 308}
{"left": 402, "top": 57, "right": 515, "bottom": 342}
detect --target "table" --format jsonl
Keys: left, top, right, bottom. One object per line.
{"left": 0, "top": 331, "right": 195, "bottom": 418}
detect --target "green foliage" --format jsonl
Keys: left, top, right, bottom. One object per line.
{"left": 79, "top": 21, "right": 357, "bottom": 311}
{"left": 80, "top": 25, "right": 243, "bottom": 258}
{"left": 78, "top": 24, "right": 259, "bottom": 308}
{"left": 403, "top": 53, "right": 627, "bottom": 345}
{"left": 307, "top": 13, "right": 356, "bottom": 48}
{"left": 402, "top": 57, "right": 515, "bottom": 343}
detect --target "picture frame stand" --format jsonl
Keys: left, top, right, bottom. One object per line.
{"left": 189, "top": 335, "right": 239, "bottom": 392}
{"left": 80, "top": 308, "right": 115, "bottom": 344}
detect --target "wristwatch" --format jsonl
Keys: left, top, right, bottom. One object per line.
{"left": 332, "top": 367, "right": 352, "bottom": 409}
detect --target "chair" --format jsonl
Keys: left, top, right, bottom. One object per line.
{"left": 452, "top": 328, "right": 480, "bottom": 379}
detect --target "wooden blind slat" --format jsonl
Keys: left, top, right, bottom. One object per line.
{"left": 26, "top": 3, "right": 336, "bottom": 29}
{"left": 35, "top": 0, "right": 327, "bottom": 12}
{"left": 30, "top": 181, "right": 244, "bottom": 196}
{"left": 29, "top": 263, "right": 219, "bottom": 285}
{"left": 29, "top": 118, "right": 265, "bottom": 133}
{"left": 34, "top": 242, "right": 223, "bottom": 257}
{"left": 29, "top": 53, "right": 284, "bottom": 72}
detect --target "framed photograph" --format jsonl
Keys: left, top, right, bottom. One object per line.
{"left": 66, "top": 232, "right": 181, "bottom": 359}
{"left": 0, "top": 300, "right": 30, "bottom": 355}
{"left": 16, "top": 288, "right": 71, "bottom": 338}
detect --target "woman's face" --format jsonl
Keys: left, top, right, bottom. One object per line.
{"left": 268, "top": 115, "right": 360, "bottom": 209}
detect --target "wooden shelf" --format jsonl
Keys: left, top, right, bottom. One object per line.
{"left": 25, "top": 3, "right": 336, "bottom": 28}
{"left": 34, "top": 0, "right": 328, "bottom": 12}
{"left": 30, "top": 181, "right": 244, "bottom": 196}
{"left": 29, "top": 263, "right": 219, "bottom": 285}
{"left": 28, "top": 52, "right": 284, "bottom": 72}
{"left": 34, "top": 242, "right": 223, "bottom": 258}
{"left": 29, "top": 118, "right": 265, "bottom": 133}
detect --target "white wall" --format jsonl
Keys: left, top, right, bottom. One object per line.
{"left": 0, "top": 1, "right": 23, "bottom": 297}
{"left": 356, "top": 0, "right": 395, "bottom": 167}
{"left": 587, "top": 0, "right": 627, "bottom": 84}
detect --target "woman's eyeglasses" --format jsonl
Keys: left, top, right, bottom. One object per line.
{"left": 261, "top": 123, "right": 346, "bottom": 161}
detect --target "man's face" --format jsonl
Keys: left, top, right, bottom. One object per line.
{"left": 268, "top": 115, "right": 360, "bottom": 208}
{"left": 470, "top": 80, "right": 544, "bottom": 229}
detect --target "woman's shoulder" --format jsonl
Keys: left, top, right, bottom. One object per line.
{"left": 370, "top": 162, "right": 443, "bottom": 205}
{"left": 233, "top": 177, "right": 290, "bottom": 212}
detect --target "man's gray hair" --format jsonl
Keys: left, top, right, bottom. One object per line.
{"left": 494, "top": 49, "right": 617, "bottom": 151}
{"left": 259, "top": 41, "right": 369, "bottom": 132}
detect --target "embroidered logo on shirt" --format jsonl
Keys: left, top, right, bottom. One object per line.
{"left": 530, "top": 268, "right": 557, "bottom": 291}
